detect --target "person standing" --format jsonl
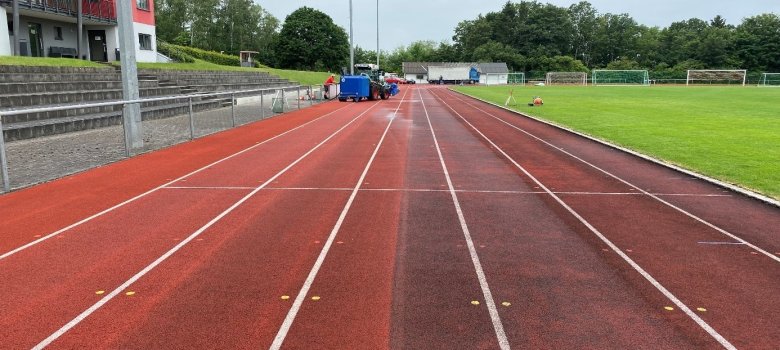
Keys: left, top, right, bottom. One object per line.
{"left": 324, "top": 74, "right": 335, "bottom": 99}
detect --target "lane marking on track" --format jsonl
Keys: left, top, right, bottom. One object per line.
{"left": 429, "top": 89, "right": 736, "bottom": 350}
{"left": 0, "top": 103, "right": 355, "bottom": 262}
{"left": 445, "top": 90, "right": 780, "bottom": 264}
{"left": 32, "top": 102, "right": 382, "bottom": 350}
{"left": 419, "top": 88, "right": 511, "bottom": 350}
{"left": 697, "top": 241, "right": 747, "bottom": 245}
{"left": 162, "top": 186, "right": 729, "bottom": 197}
{"left": 269, "top": 87, "right": 411, "bottom": 350}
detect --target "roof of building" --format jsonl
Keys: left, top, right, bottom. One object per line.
{"left": 403, "top": 62, "right": 508, "bottom": 75}
{"left": 477, "top": 62, "right": 510, "bottom": 74}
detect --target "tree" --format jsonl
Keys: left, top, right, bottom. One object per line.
{"left": 273, "top": 7, "right": 349, "bottom": 71}
{"left": 736, "top": 14, "right": 780, "bottom": 71}
{"left": 569, "top": 1, "right": 599, "bottom": 64}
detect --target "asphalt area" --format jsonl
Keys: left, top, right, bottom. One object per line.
{"left": 0, "top": 85, "right": 777, "bottom": 349}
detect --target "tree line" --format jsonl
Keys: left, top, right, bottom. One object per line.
{"left": 373, "top": 1, "right": 779, "bottom": 77}
{"left": 155, "top": 1, "right": 348, "bottom": 71}
{"left": 156, "top": 1, "right": 780, "bottom": 77}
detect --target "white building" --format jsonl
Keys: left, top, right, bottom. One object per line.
{"left": 1, "top": 0, "right": 158, "bottom": 62}
{"left": 402, "top": 62, "right": 510, "bottom": 85}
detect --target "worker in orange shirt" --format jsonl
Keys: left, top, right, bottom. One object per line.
{"left": 324, "top": 74, "right": 335, "bottom": 99}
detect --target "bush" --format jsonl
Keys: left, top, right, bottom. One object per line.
{"left": 167, "top": 43, "right": 242, "bottom": 66}
{"left": 157, "top": 42, "right": 195, "bottom": 63}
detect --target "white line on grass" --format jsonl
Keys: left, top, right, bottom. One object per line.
{"left": 0, "top": 104, "right": 354, "bottom": 262}
{"left": 445, "top": 90, "right": 780, "bottom": 264}
{"left": 419, "top": 88, "right": 511, "bottom": 350}
{"left": 269, "top": 87, "right": 410, "bottom": 350}
{"left": 431, "top": 89, "right": 736, "bottom": 350}
{"left": 32, "top": 102, "right": 380, "bottom": 350}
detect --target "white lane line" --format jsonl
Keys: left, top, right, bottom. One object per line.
{"left": 0, "top": 104, "right": 354, "bottom": 262}
{"left": 32, "top": 102, "right": 380, "bottom": 350}
{"left": 419, "top": 89, "right": 511, "bottom": 350}
{"left": 163, "top": 186, "right": 732, "bottom": 198}
{"left": 446, "top": 90, "right": 780, "bottom": 264}
{"left": 698, "top": 242, "right": 747, "bottom": 246}
{"left": 431, "top": 90, "right": 736, "bottom": 350}
{"left": 269, "top": 87, "right": 410, "bottom": 350}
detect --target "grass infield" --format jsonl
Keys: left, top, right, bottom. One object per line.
{"left": 454, "top": 85, "right": 780, "bottom": 200}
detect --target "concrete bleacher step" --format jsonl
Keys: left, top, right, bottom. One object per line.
{"left": 0, "top": 87, "right": 183, "bottom": 108}
{"left": 2, "top": 99, "right": 225, "bottom": 141}
{"left": 0, "top": 80, "right": 159, "bottom": 94}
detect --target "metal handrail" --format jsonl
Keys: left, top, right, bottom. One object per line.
{"left": 0, "top": 84, "right": 330, "bottom": 193}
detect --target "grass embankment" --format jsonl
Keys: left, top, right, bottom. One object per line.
{"left": 0, "top": 56, "right": 107, "bottom": 68}
{"left": 455, "top": 85, "right": 780, "bottom": 199}
{"left": 134, "top": 59, "right": 333, "bottom": 85}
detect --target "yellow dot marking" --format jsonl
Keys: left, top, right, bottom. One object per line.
{"left": 471, "top": 300, "right": 480, "bottom": 306}
{"left": 501, "top": 302, "right": 511, "bottom": 307}
{"left": 125, "top": 291, "right": 136, "bottom": 296}
{"left": 311, "top": 296, "right": 321, "bottom": 301}
{"left": 95, "top": 290, "right": 105, "bottom": 295}
{"left": 664, "top": 306, "right": 674, "bottom": 311}
{"left": 697, "top": 307, "right": 707, "bottom": 312}
{"left": 281, "top": 295, "right": 290, "bottom": 300}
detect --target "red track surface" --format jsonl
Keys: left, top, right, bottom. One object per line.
{"left": 0, "top": 85, "right": 778, "bottom": 349}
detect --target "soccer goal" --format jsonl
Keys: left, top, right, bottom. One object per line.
{"left": 686, "top": 70, "right": 747, "bottom": 86}
{"left": 758, "top": 73, "right": 780, "bottom": 87}
{"left": 592, "top": 70, "right": 650, "bottom": 86}
{"left": 545, "top": 72, "right": 588, "bottom": 85}
{"left": 507, "top": 73, "right": 526, "bottom": 85}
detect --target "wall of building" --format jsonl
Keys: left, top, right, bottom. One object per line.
{"left": 4, "top": 16, "right": 80, "bottom": 57}
{"left": 133, "top": 0, "right": 155, "bottom": 26}
{"left": 1, "top": 8, "right": 11, "bottom": 55}
{"left": 133, "top": 22, "right": 155, "bottom": 62}
{"left": 405, "top": 74, "right": 428, "bottom": 84}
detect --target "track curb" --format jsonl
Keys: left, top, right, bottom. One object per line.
{"left": 449, "top": 88, "right": 780, "bottom": 209}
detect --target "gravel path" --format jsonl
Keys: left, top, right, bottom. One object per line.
{"left": 3, "top": 91, "right": 326, "bottom": 191}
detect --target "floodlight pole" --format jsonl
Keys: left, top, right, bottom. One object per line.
{"left": 376, "top": 0, "right": 380, "bottom": 67}
{"left": 117, "top": 0, "right": 143, "bottom": 151}
{"left": 349, "top": 0, "right": 354, "bottom": 75}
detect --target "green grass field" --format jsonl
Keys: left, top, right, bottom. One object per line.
{"left": 134, "top": 59, "right": 334, "bottom": 85}
{"left": 454, "top": 85, "right": 780, "bottom": 200}
{"left": 0, "top": 56, "right": 107, "bottom": 68}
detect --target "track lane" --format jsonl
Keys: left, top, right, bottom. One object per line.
{"left": 40, "top": 98, "right": 397, "bottom": 349}
{"left": 19, "top": 100, "right": 380, "bottom": 346}
{"left": 271, "top": 88, "right": 412, "bottom": 349}
{"left": 434, "top": 88, "right": 780, "bottom": 348}
{"left": 0, "top": 102, "right": 354, "bottom": 256}
{"left": 448, "top": 89, "right": 780, "bottom": 257}
{"left": 419, "top": 88, "right": 717, "bottom": 348}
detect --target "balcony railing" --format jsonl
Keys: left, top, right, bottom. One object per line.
{"left": 0, "top": 0, "right": 116, "bottom": 23}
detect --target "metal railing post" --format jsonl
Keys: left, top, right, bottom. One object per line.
{"left": 0, "top": 115, "right": 11, "bottom": 192}
{"left": 310, "top": 85, "right": 314, "bottom": 106}
{"left": 261, "top": 90, "right": 265, "bottom": 119}
{"left": 188, "top": 97, "right": 195, "bottom": 139}
{"left": 230, "top": 92, "right": 236, "bottom": 127}
{"left": 297, "top": 86, "right": 301, "bottom": 110}
{"left": 121, "top": 102, "right": 131, "bottom": 157}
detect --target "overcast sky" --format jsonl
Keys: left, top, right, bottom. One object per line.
{"left": 259, "top": 1, "right": 780, "bottom": 51}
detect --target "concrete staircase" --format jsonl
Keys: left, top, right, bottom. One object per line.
{"left": 0, "top": 66, "right": 297, "bottom": 141}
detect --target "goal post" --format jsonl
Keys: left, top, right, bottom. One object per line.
{"left": 686, "top": 70, "right": 747, "bottom": 86}
{"left": 758, "top": 73, "right": 780, "bottom": 87}
{"left": 592, "top": 70, "right": 650, "bottom": 86}
{"left": 507, "top": 73, "right": 526, "bottom": 85}
{"left": 545, "top": 72, "right": 588, "bottom": 85}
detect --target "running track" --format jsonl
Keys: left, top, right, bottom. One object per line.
{"left": 0, "top": 85, "right": 778, "bottom": 349}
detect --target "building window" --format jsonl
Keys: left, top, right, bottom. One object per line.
{"left": 7, "top": 21, "right": 12, "bottom": 34}
{"left": 55, "top": 27, "right": 63, "bottom": 41}
{"left": 137, "top": 0, "right": 149, "bottom": 11}
{"left": 139, "top": 34, "right": 152, "bottom": 50}
{"left": 417, "top": 74, "right": 424, "bottom": 80}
